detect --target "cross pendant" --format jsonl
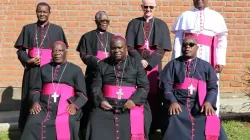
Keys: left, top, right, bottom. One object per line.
{"left": 52, "top": 92, "right": 59, "bottom": 103}
{"left": 145, "top": 40, "right": 149, "bottom": 50}
{"left": 188, "top": 84, "right": 195, "bottom": 95}
{"left": 116, "top": 88, "right": 123, "bottom": 100}
{"left": 36, "top": 49, "right": 41, "bottom": 57}
{"left": 104, "top": 48, "right": 109, "bottom": 58}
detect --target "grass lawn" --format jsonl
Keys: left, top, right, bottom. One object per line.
{"left": 0, "top": 121, "right": 249, "bottom": 140}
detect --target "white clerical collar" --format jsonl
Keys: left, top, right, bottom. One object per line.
{"left": 144, "top": 16, "right": 154, "bottom": 22}
{"left": 185, "top": 57, "right": 196, "bottom": 62}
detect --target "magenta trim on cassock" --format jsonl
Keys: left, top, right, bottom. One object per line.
{"left": 28, "top": 48, "right": 52, "bottom": 66}
{"left": 174, "top": 78, "right": 220, "bottom": 139}
{"left": 103, "top": 85, "right": 146, "bottom": 140}
{"left": 184, "top": 33, "right": 218, "bottom": 69}
{"left": 42, "top": 83, "right": 75, "bottom": 140}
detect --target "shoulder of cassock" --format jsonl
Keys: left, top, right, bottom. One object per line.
{"left": 172, "top": 7, "right": 228, "bottom": 34}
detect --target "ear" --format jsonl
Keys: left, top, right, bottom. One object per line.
{"left": 141, "top": 5, "right": 144, "bottom": 11}
{"left": 95, "top": 20, "right": 98, "bottom": 25}
{"left": 51, "top": 50, "right": 53, "bottom": 57}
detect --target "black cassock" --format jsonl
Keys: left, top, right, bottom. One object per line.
{"left": 14, "top": 22, "right": 68, "bottom": 131}
{"left": 86, "top": 56, "right": 152, "bottom": 140}
{"left": 21, "top": 62, "right": 87, "bottom": 140}
{"left": 126, "top": 17, "right": 172, "bottom": 131}
{"left": 76, "top": 30, "right": 114, "bottom": 128}
{"left": 159, "top": 57, "right": 227, "bottom": 140}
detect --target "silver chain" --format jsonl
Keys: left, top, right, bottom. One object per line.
{"left": 185, "top": 57, "right": 198, "bottom": 84}
{"left": 143, "top": 17, "right": 154, "bottom": 41}
{"left": 51, "top": 62, "right": 68, "bottom": 94}
{"left": 35, "top": 23, "right": 51, "bottom": 49}
{"left": 96, "top": 32, "right": 108, "bottom": 54}
{"left": 112, "top": 56, "right": 127, "bottom": 89}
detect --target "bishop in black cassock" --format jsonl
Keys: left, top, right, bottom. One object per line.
{"left": 14, "top": 2, "right": 68, "bottom": 131}
{"left": 76, "top": 11, "right": 114, "bottom": 132}
{"left": 21, "top": 41, "right": 87, "bottom": 140}
{"left": 125, "top": 0, "right": 172, "bottom": 133}
{"left": 159, "top": 36, "right": 227, "bottom": 140}
{"left": 86, "top": 35, "right": 151, "bottom": 140}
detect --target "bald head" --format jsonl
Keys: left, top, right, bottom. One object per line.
{"left": 52, "top": 41, "right": 67, "bottom": 64}
{"left": 52, "top": 41, "right": 67, "bottom": 49}
{"left": 111, "top": 35, "right": 127, "bottom": 62}
{"left": 183, "top": 35, "right": 198, "bottom": 44}
{"left": 182, "top": 35, "right": 199, "bottom": 59}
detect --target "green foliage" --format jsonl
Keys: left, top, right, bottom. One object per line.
{"left": 222, "top": 121, "right": 250, "bottom": 140}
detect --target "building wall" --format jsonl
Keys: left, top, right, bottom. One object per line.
{"left": 1, "top": 0, "right": 250, "bottom": 94}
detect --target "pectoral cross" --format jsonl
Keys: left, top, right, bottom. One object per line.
{"left": 104, "top": 48, "right": 108, "bottom": 58}
{"left": 52, "top": 92, "right": 59, "bottom": 103}
{"left": 145, "top": 40, "right": 149, "bottom": 50}
{"left": 188, "top": 84, "right": 195, "bottom": 95}
{"left": 36, "top": 49, "right": 41, "bottom": 57}
{"left": 116, "top": 88, "right": 123, "bottom": 100}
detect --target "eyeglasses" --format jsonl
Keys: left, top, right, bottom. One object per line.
{"left": 182, "top": 42, "right": 197, "bottom": 47}
{"left": 99, "top": 19, "right": 110, "bottom": 23}
{"left": 144, "top": 6, "right": 155, "bottom": 9}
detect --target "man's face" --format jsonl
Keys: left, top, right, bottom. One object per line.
{"left": 36, "top": 5, "right": 50, "bottom": 23}
{"left": 193, "top": 0, "right": 208, "bottom": 9}
{"left": 182, "top": 38, "right": 198, "bottom": 59}
{"left": 52, "top": 44, "right": 67, "bottom": 64}
{"left": 141, "top": 2, "right": 155, "bottom": 18}
{"left": 111, "top": 39, "right": 127, "bottom": 61}
{"left": 96, "top": 14, "right": 110, "bottom": 31}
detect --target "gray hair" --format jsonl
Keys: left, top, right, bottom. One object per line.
{"left": 95, "top": 11, "right": 108, "bottom": 21}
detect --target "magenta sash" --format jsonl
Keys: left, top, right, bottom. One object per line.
{"left": 206, "top": 116, "right": 220, "bottom": 140}
{"left": 42, "top": 83, "right": 75, "bottom": 140}
{"left": 96, "top": 50, "right": 109, "bottom": 60}
{"left": 103, "top": 85, "right": 146, "bottom": 140}
{"left": 184, "top": 33, "right": 218, "bottom": 69}
{"left": 140, "top": 41, "right": 159, "bottom": 93}
{"left": 174, "top": 78, "right": 220, "bottom": 139}
{"left": 28, "top": 48, "right": 52, "bottom": 66}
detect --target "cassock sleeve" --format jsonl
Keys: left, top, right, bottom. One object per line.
{"left": 216, "top": 32, "right": 228, "bottom": 66}
{"left": 205, "top": 64, "right": 219, "bottom": 109}
{"left": 15, "top": 26, "right": 31, "bottom": 67}
{"left": 29, "top": 69, "right": 42, "bottom": 104}
{"left": 17, "top": 48, "right": 30, "bottom": 67}
{"left": 172, "top": 30, "right": 183, "bottom": 59}
{"left": 68, "top": 67, "right": 88, "bottom": 110}
{"left": 159, "top": 61, "right": 178, "bottom": 103}
{"left": 125, "top": 21, "right": 144, "bottom": 60}
{"left": 91, "top": 63, "right": 106, "bottom": 107}
{"left": 129, "top": 60, "right": 149, "bottom": 106}
{"left": 146, "top": 21, "right": 172, "bottom": 69}
{"left": 76, "top": 35, "right": 99, "bottom": 68}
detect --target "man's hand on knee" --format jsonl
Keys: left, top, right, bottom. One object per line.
{"left": 201, "top": 102, "right": 216, "bottom": 116}
{"left": 66, "top": 104, "right": 77, "bottom": 115}
{"left": 30, "top": 102, "right": 41, "bottom": 114}
{"left": 168, "top": 103, "right": 182, "bottom": 115}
